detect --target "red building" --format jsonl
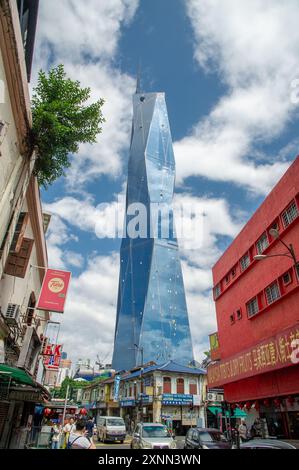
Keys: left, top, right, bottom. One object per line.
{"left": 208, "top": 157, "right": 299, "bottom": 440}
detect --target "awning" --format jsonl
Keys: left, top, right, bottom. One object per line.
{"left": 0, "top": 364, "right": 34, "bottom": 386}
{"left": 208, "top": 406, "right": 247, "bottom": 418}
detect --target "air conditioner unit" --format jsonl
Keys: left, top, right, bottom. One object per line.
{"left": 5, "top": 304, "right": 21, "bottom": 325}
{"left": 207, "top": 393, "right": 217, "bottom": 401}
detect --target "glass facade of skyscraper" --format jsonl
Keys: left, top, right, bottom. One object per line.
{"left": 112, "top": 91, "right": 194, "bottom": 371}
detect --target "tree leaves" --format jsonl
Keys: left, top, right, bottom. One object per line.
{"left": 32, "top": 64, "right": 105, "bottom": 188}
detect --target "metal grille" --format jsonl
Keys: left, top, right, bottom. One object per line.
{"left": 240, "top": 253, "right": 250, "bottom": 272}
{"left": 282, "top": 201, "right": 298, "bottom": 228}
{"left": 246, "top": 297, "right": 259, "bottom": 317}
{"left": 266, "top": 282, "right": 280, "bottom": 304}
{"left": 256, "top": 233, "right": 269, "bottom": 254}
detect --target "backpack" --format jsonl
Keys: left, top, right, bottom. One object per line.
{"left": 67, "top": 435, "right": 81, "bottom": 449}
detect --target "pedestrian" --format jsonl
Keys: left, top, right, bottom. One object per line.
{"left": 51, "top": 423, "right": 62, "bottom": 449}
{"left": 63, "top": 417, "right": 76, "bottom": 449}
{"left": 238, "top": 420, "right": 248, "bottom": 442}
{"left": 68, "top": 419, "right": 96, "bottom": 449}
{"left": 85, "top": 416, "right": 94, "bottom": 440}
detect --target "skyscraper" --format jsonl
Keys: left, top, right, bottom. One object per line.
{"left": 112, "top": 89, "right": 194, "bottom": 371}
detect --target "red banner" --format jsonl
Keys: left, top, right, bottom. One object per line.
{"left": 208, "top": 323, "right": 299, "bottom": 388}
{"left": 37, "top": 269, "right": 71, "bottom": 313}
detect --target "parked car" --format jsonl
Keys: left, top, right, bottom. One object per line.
{"left": 239, "top": 439, "right": 297, "bottom": 449}
{"left": 96, "top": 416, "right": 126, "bottom": 443}
{"left": 184, "top": 428, "right": 232, "bottom": 449}
{"left": 131, "top": 423, "right": 176, "bottom": 449}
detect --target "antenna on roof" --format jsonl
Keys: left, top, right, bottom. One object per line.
{"left": 136, "top": 60, "right": 142, "bottom": 94}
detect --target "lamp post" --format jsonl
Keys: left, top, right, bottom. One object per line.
{"left": 129, "top": 344, "right": 144, "bottom": 424}
{"left": 254, "top": 228, "right": 299, "bottom": 277}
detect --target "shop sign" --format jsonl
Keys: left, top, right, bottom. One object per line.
{"left": 208, "top": 323, "right": 299, "bottom": 387}
{"left": 162, "top": 393, "right": 193, "bottom": 406}
{"left": 43, "top": 343, "right": 62, "bottom": 370}
{"left": 9, "top": 389, "right": 41, "bottom": 402}
{"left": 37, "top": 269, "right": 71, "bottom": 313}
{"left": 113, "top": 375, "right": 121, "bottom": 402}
{"left": 120, "top": 398, "right": 136, "bottom": 407}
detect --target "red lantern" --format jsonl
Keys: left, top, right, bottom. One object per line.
{"left": 287, "top": 396, "right": 295, "bottom": 406}
{"left": 44, "top": 408, "right": 51, "bottom": 416}
{"left": 79, "top": 408, "right": 87, "bottom": 415}
{"left": 273, "top": 398, "right": 281, "bottom": 408}
{"left": 254, "top": 400, "right": 260, "bottom": 411}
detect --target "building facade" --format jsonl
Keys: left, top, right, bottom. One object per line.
{"left": 208, "top": 157, "right": 299, "bottom": 440}
{"left": 79, "top": 361, "right": 207, "bottom": 435}
{"left": 112, "top": 89, "right": 193, "bottom": 371}
{"left": 0, "top": 0, "right": 51, "bottom": 449}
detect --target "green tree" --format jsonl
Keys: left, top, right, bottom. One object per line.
{"left": 31, "top": 64, "right": 105, "bottom": 188}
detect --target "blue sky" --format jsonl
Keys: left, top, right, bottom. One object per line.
{"left": 33, "top": 0, "right": 299, "bottom": 368}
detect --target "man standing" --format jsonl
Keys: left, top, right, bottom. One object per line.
{"left": 62, "top": 418, "right": 76, "bottom": 449}
{"left": 85, "top": 417, "right": 94, "bottom": 441}
{"left": 69, "top": 419, "right": 96, "bottom": 449}
{"left": 238, "top": 420, "right": 248, "bottom": 442}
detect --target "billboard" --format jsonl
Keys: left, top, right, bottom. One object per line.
{"left": 37, "top": 269, "right": 71, "bottom": 313}
{"left": 43, "top": 343, "right": 62, "bottom": 370}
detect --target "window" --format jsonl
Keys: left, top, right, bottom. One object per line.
{"left": 10, "top": 212, "right": 29, "bottom": 253}
{"left": 26, "top": 292, "right": 36, "bottom": 326}
{"left": 247, "top": 297, "right": 259, "bottom": 318}
{"left": 230, "top": 314, "right": 235, "bottom": 324}
{"left": 225, "top": 274, "right": 230, "bottom": 284}
{"left": 214, "top": 284, "right": 221, "bottom": 299}
{"left": 256, "top": 233, "right": 269, "bottom": 254}
{"left": 189, "top": 381, "right": 197, "bottom": 395}
{"left": 282, "top": 272, "right": 292, "bottom": 286}
{"left": 266, "top": 282, "right": 281, "bottom": 304}
{"left": 4, "top": 238, "right": 34, "bottom": 278}
{"left": 282, "top": 201, "right": 298, "bottom": 228}
{"left": 231, "top": 267, "right": 236, "bottom": 278}
{"left": 176, "top": 378, "right": 184, "bottom": 394}
{"left": 163, "top": 377, "right": 171, "bottom": 394}
{"left": 236, "top": 309, "right": 242, "bottom": 320}
{"left": 240, "top": 253, "right": 250, "bottom": 272}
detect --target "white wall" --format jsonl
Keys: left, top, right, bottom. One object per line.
{"left": 0, "top": 198, "right": 47, "bottom": 342}
{"left": 0, "top": 48, "right": 24, "bottom": 246}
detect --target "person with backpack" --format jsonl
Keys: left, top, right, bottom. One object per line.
{"left": 68, "top": 419, "right": 96, "bottom": 449}
{"left": 63, "top": 418, "right": 76, "bottom": 449}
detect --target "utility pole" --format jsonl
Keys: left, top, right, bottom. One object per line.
{"left": 62, "top": 383, "right": 70, "bottom": 425}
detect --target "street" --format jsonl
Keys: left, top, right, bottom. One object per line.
{"left": 95, "top": 436, "right": 186, "bottom": 450}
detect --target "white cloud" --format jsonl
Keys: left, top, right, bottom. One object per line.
{"left": 45, "top": 192, "right": 243, "bottom": 364}
{"left": 175, "top": 0, "right": 299, "bottom": 194}
{"left": 50, "top": 254, "right": 120, "bottom": 367}
{"left": 33, "top": 0, "right": 139, "bottom": 188}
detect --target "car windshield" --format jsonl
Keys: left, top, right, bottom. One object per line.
{"left": 142, "top": 426, "right": 169, "bottom": 438}
{"left": 199, "top": 431, "right": 228, "bottom": 443}
{"left": 107, "top": 419, "right": 124, "bottom": 426}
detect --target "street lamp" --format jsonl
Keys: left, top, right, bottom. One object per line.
{"left": 254, "top": 228, "right": 299, "bottom": 277}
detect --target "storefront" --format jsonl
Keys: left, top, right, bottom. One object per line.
{"left": 0, "top": 364, "right": 50, "bottom": 448}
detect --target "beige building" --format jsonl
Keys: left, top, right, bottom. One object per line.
{"left": 0, "top": 0, "right": 52, "bottom": 449}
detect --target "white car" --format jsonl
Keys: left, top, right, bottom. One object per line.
{"left": 131, "top": 423, "right": 176, "bottom": 449}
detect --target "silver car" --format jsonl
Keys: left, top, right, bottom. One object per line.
{"left": 131, "top": 423, "right": 176, "bottom": 449}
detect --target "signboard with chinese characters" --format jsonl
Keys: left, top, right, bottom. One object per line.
{"left": 37, "top": 269, "right": 71, "bottom": 313}
{"left": 208, "top": 323, "right": 299, "bottom": 388}
{"left": 43, "top": 343, "right": 62, "bottom": 370}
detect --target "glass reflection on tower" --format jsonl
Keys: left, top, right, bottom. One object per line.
{"left": 112, "top": 90, "right": 194, "bottom": 371}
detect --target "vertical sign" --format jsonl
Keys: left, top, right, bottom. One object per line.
{"left": 37, "top": 269, "right": 71, "bottom": 313}
{"left": 113, "top": 375, "right": 121, "bottom": 402}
